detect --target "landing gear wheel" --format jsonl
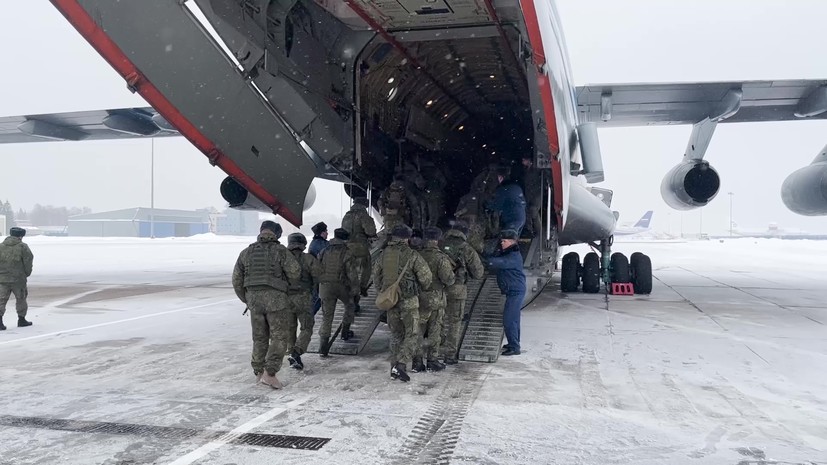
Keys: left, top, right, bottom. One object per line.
{"left": 610, "top": 253, "right": 630, "bottom": 283}
{"left": 630, "top": 253, "right": 652, "bottom": 294}
{"left": 561, "top": 252, "right": 580, "bottom": 292}
{"left": 582, "top": 252, "right": 601, "bottom": 294}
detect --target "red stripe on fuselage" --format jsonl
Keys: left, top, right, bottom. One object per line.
{"left": 518, "top": 0, "right": 564, "bottom": 227}
{"left": 49, "top": 0, "right": 301, "bottom": 225}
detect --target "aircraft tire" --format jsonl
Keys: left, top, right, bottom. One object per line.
{"left": 610, "top": 253, "right": 630, "bottom": 283}
{"left": 560, "top": 252, "right": 580, "bottom": 292}
{"left": 630, "top": 252, "right": 643, "bottom": 267}
{"left": 582, "top": 252, "right": 601, "bottom": 293}
{"left": 631, "top": 253, "right": 653, "bottom": 294}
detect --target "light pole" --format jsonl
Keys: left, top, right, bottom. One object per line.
{"left": 728, "top": 192, "right": 734, "bottom": 236}
{"left": 150, "top": 139, "right": 155, "bottom": 239}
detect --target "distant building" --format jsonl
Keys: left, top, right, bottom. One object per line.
{"left": 68, "top": 208, "right": 210, "bottom": 238}
{"left": 215, "top": 208, "right": 261, "bottom": 236}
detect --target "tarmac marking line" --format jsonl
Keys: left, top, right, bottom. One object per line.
{"left": 166, "top": 396, "right": 311, "bottom": 465}
{"left": 0, "top": 299, "right": 236, "bottom": 346}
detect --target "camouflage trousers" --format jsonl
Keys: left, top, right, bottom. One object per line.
{"left": 318, "top": 283, "right": 356, "bottom": 344}
{"left": 387, "top": 296, "right": 420, "bottom": 366}
{"left": 415, "top": 289, "right": 445, "bottom": 362}
{"left": 0, "top": 283, "right": 28, "bottom": 319}
{"left": 247, "top": 288, "right": 291, "bottom": 376}
{"left": 352, "top": 249, "right": 372, "bottom": 292}
{"left": 441, "top": 285, "right": 469, "bottom": 360}
{"left": 287, "top": 291, "right": 315, "bottom": 355}
{"left": 526, "top": 204, "right": 542, "bottom": 237}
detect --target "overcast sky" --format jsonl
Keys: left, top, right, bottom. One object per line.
{"left": 1, "top": 0, "right": 826, "bottom": 234}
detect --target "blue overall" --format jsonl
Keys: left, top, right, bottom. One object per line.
{"left": 486, "top": 181, "right": 527, "bottom": 236}
{"left": 487, "top": 245, "right": 526, "bottom": 352}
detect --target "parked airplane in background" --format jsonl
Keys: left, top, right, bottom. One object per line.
{"left": 613, "top": 211, "right": 654, "bottom": 236}
{"left": 1, "top": 0, "right": 826, "bottom": 296}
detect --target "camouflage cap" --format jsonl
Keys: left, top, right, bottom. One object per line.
{"left": 287, "top": 233, "right": 307, "bottom": 249}
{"left": 390, "top": 224, "right": 412, "bottom": 239}
{"left": 260, "top": 220, "right": 282, "bottom": 238}
{"left": 423, "top": 227, "right": 443, "bottom": 241}
{"left": 334, "top": 228, "right": 350, "bottom": 240}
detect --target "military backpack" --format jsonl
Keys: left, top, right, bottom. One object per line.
{"left": 319, "top": 243, "right": 348, "bottom": 285}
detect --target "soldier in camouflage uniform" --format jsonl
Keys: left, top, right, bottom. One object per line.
{"left": 440, "top": 220, "right": 484, "bottom": 364}
{"left": 412, "top": 227, "right": 455, "bottom": 373}
{"left": 378, "top": 174, "right": 411, "bottom": 234}
{"left": 317, "top": 228, "right": 361, "bottom": 353}
{"left": 454, "top": 193, "right": 486, "bottom": 255}
{"left": 285, "top": 233, "right": 322, "bottom": 371}
{"left": 372, "top": 224, "right": 432, "bottom": 382}
{"left": 0, "top": 227, "right": 34, "bottom": 330}
{"left": 341, "top": 197, "right": 377, "bottom": 312}
{"left": 232, "top": 221, "right": 300, "bottom": 389}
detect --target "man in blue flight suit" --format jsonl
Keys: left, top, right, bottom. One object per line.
{"left": 485, "top": 229, "right": 526, "bottom": 356}
{"left": 486, "top": 167, "right": 527, "bottom": 236}
{"left": 309, "top": 222, "right": 329, "bottom": 316}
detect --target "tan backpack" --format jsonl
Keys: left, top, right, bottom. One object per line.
{"left": 375, "top": 258, "right": 411, "bottom": 311}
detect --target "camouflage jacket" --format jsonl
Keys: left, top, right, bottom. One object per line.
{"left": 0, "top": 236, "right": 34, "bottom": 284}
{"left": 373, "top": 239, "right": 432, "bottom": 300}
{"left": 417, "top": 242, "right": 455, "bottom": 292}
{"left": 232, "top": 231, "right": 300, "bottom": 303}
{"left": 318, "top": 238, "right": 361, "bottom": 292}
{"left": 342, "top": 204, "right": 376, "bottom": 254}
{"left": 288, "top": 248, "right": 322, "bottom": 294}
{"left": 441, "top": 230, "right": 485, "bottom": 286}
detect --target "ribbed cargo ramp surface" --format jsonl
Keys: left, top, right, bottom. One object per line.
{"left": 305, "top": 284, "right": 382, "bottom": 355}
{"left": 458, "top": 277, "right": 506, "bottom": 363}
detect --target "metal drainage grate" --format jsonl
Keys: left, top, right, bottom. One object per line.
{"left": 0, "top": 415, "right": 330, "bottom": 451}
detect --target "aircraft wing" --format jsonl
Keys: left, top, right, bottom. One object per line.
{"left": 576, "top": 79, "right": 827, "bottom": 127}
{"left": 0, "top": 107, "right": 180, "bottom": 143}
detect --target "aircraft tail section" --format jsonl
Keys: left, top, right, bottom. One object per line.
{"left": 633, "top": 211, "right": 654, "bottom": 229}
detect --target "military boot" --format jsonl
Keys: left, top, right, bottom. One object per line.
{"left": 353, "top": 296, "right": 361, "bottom": 314}
{"left": 0, "top": 318, "right": 6, "bottom": 331}
{"left": 341, "top": 323, "right": 355, "bottom": 341}
{"left": 390, "top": 362, "right": 410, "bottom": 382}
{"left": 320, "top": 340, "right": 330, "bottom": 358}
{"left": 411, "top": 358, "right": 426, "bottom": 373}
{"left": 288, "top": 350, "right": 304, "bottom": 370}
{"left": 254, "top": 370, "right": 263, "bottom": 382}
{"left": 17, "top": 318, "right": 32, "bottom": 327}
{"left": 426, "top": 359, "right": 446, "bottom": 372}
{"left": 259, "top": 371, "right": 283, "bottom": 389}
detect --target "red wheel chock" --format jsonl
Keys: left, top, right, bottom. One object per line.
{"left": 610, "top": 282, "right": 634, "bottom": 295}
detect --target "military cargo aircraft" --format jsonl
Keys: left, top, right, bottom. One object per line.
{"left": 1, "top": 0, "right": 826, "bottom": 295}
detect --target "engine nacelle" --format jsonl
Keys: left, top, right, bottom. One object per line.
{"left": 220, "top": 177, "right": 317, "bottom": 213}
{"left": 660, "top": 159, "right": 720, "bottom": 210}
{"left": 781, "top": 147, "right": 827, "bottom": 215}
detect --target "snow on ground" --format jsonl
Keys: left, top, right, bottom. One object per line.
{"left": 1, "top": 238, "right": 826, "bottom": 464}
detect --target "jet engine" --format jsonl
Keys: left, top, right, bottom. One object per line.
{"left": 660, "top": 159, "right": 720, "bottom": 210}
{"left": 220, "top": 177, "right": 317, "bottom": 213}
{"left": 781, "top": 146, "right": 827, "bottom": 215}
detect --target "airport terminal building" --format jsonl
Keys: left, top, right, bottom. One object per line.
{"left": 68, "top": 208, "right": 211, "bottom": 238}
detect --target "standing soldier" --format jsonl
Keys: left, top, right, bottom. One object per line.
{"left": 285, "top": 233, "right": 322, "bottom": 371}
{"left": 232, "top": 221, "right": 300, "bottom": 389}
{"left": 309, "top": 222, "right": 329, "bottom": 316}
{"left": 373, "top": 224, "right": 432, "bottom": 382}
{"left": 0, "top": 227, "right": 34, "bottom": 330}
{"left": 317, "top": 228, "right": 360, "bottom": 353}
{"left": 454, "top": 193, "right": 485, "bottom": 254}
{"left": 412, "top": 227, "right": 455, "bottom": 373}
{"left": 378, "top": 174, "right": 410, "bottom": 232}
{"left": 486, "top": 167, "right": 527, "bottom": 236}
{"left": 440, "top": 220, "right": 484, "bottom": 365}
{"left": 341, "top": 197, "right": 377, "bottom": 311}
{"left": 485, "top": 230, "right": 526, "bottom": 356}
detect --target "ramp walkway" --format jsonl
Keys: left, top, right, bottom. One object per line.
{"left": 457, "top": 277, "right": 506, "bottom": 363}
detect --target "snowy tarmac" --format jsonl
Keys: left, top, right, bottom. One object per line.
{"left": 1, "top": 236, "right": 826, "bottom": 464}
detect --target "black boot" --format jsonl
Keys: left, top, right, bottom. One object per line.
{"left": 320, "top": 340, "right": 331, "bottom": 358}
{"left": 360, "top": 287, "right": 369, "bottom": 297}
{"left": 17, "top": 317, "right": 32, "bottom": 328}
{"left": 341, "top": 323, "right": 355, "bottom": 341}
{"left": 390, "top": 362, "right": 410, "bottom": 382}
{"left": 411, "top": 358, "right": 426, "bottom": 373}
{"left": 288, "top": 350, "right": 304, "bottom": 370}
{"left": 353, "top": 295, "right": 361, "bottom": 314}
{"left": 426, "top": 359, "right": 446, "bottom": 372}
{"left": 0, "top": 318, "right": 5, "bottom": 331}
